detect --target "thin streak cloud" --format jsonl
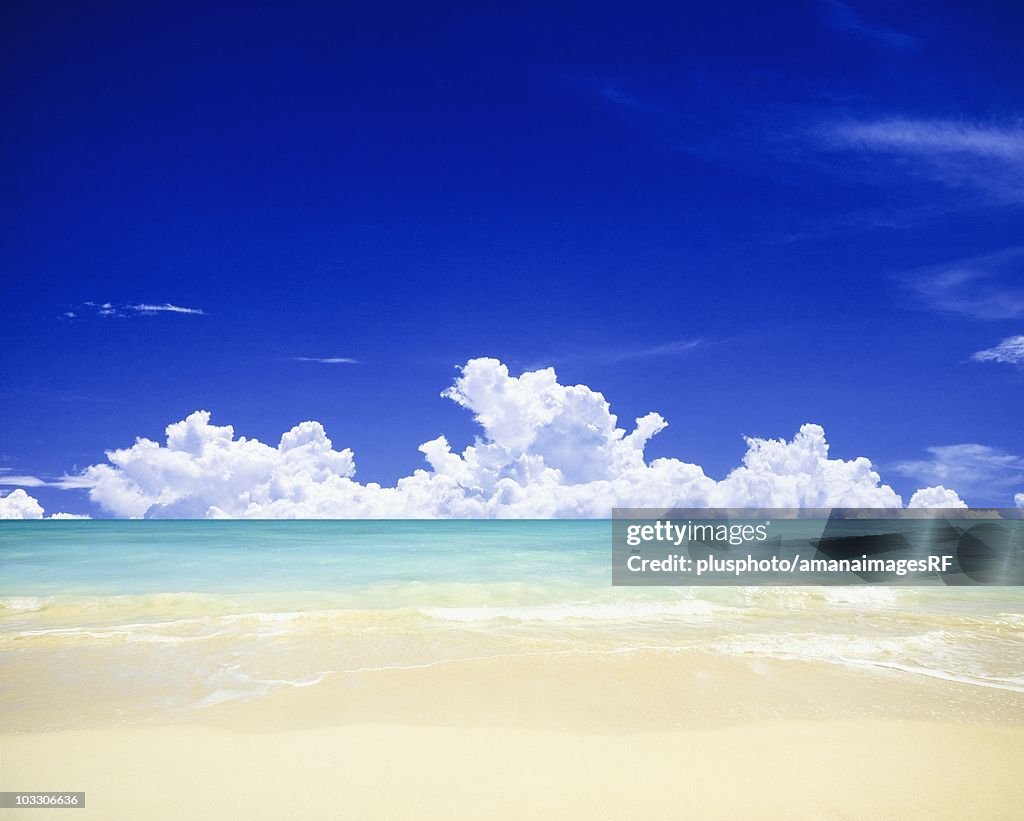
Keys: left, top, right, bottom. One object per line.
{"left": 64, "top": 302, "right": 206, "bottom": 319}
{"left": 523, "top": 339, "right": 704, "bottom": 370}
{"left": 0, "top": 471, "right": 95, "bottom": 489}
{"left": 131, "top": 303, "right": 205, "bottom": 315}
{"left": 292, "top": 357, "right": 360, "bottom": 365}
{"left": 609, "top": 339, "right": 703, "bottom": 362}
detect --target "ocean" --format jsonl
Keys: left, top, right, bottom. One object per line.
{"left": 2, "top": 520, "right": 1022, "bottom": 729}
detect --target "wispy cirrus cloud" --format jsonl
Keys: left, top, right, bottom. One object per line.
{"left": 0, "top": 469, "right": 94, "bottom": 490}
{"left": 820, "top": 0, "right": 918, "bottom": 50}
{"left": 608, "top": 339, "right": 703, "bottom": 362}
{"left": 895, "top": 444, "right": 1024, "bottom": 503}
{"left": 523, "top": 339, "right": 704, "bottom": 370}
{"left": 820, "top": 118, "right": 1024, "bottom": 202}
{"left": 973, "top": 336, "right": 1024, "bottom": 367}
{"left": 63, "top": 302, "right": 206, "bottom": 319}
{"left": 292, "top": 357, "right": 360, "bottom": 365}
{"left": 899, "top": 247, "right": 1024, "bottom": 321}
{"left": 827, "top": 119, "right": 1024, "bottom": 161}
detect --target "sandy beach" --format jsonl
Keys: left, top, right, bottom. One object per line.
{"left": 2, "top": 523, "right": 1022, "bottom": 818}
{"left": 6, "top": 720, "right": 1023, "bottom": 821}
{"left": 3, "top": 651, "right": 1024, "bottom": 820}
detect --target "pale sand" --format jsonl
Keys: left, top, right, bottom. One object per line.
{"left": 3, "top": 653, "right": 1023, "bottom": 819}
{"left": 4, "top": 721, "right": 1023, "bottom": 820}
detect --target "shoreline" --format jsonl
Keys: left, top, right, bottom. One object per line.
{"left": 4, "top": 649, "right": 1024, "bottom": 734}
{"left": 4, "top": 628, "right": 1023, "bottom": 818}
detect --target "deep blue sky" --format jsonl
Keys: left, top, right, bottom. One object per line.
{"left": 2, "top": 1, "right": 1023, "bottom": 514}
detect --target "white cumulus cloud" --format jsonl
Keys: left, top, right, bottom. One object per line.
{"left": 0, "top": 489, "right": 45, "bottom": 519}
{"left": 61, "top": 357, "right": 966, "bottom": 519}
{"left": 0, "top": 489, "right": 91, "bottom": 519}
{"left": 1016, "top": 493, "right": 1024, "bottom": 509}
{"left": 907, "top": 486, "right": 967, "bottom": 509}
{"left": 83, "top": 411, "right": 356, "bottom": 518}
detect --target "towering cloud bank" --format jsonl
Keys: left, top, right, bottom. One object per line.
{"left": 71, "top": 358, "right": 965, "bottom": 518}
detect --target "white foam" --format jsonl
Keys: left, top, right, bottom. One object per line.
{"left": 418, "top": 599, "right": 715, "bottom": 623}
{"left": 7, "top": 626, "right": 217, "bottom": 645}
{"left": 994, "top": 612, "right": 1024, "bottom": 628}
{"left": 844, "top": 660, "right": 1024, "bottom": 694}
{"left": 0, "top": 596, "right": 51, "bottom": 613}
{"left": 711, "top": 631, "right": 940, "bottom": 663}
{"left": 709, "top": 630, "right": 1024, "bottom": 693}
{"left": 251, "top": 674, "right": 326, "bottom": 689}
{"left": 193, "top": 688, "right": 260, "bottom": 708}
{"left": 821, "top": 587, "right": 901, "bottom": 607}
{"left": 736, "top": 587, "right": 903, "bottom": 610}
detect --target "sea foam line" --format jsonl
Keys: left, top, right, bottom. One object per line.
{"left": 843, "top": 660, "right": 1024, "bottom": 694}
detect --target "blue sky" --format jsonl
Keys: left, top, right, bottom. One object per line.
{"left": 2, "top": 1, "right": 1023, "bottom": 516}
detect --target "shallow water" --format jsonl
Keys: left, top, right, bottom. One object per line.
{"left": 1, "top": 521, "right": 1022, "bottom": 726}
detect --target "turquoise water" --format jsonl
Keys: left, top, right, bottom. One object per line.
{"left": 0, "top": 520, "right": 609, "bottom": 597}
{"left": 1, "top": 521, "right": 1022, "bottom": 727}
